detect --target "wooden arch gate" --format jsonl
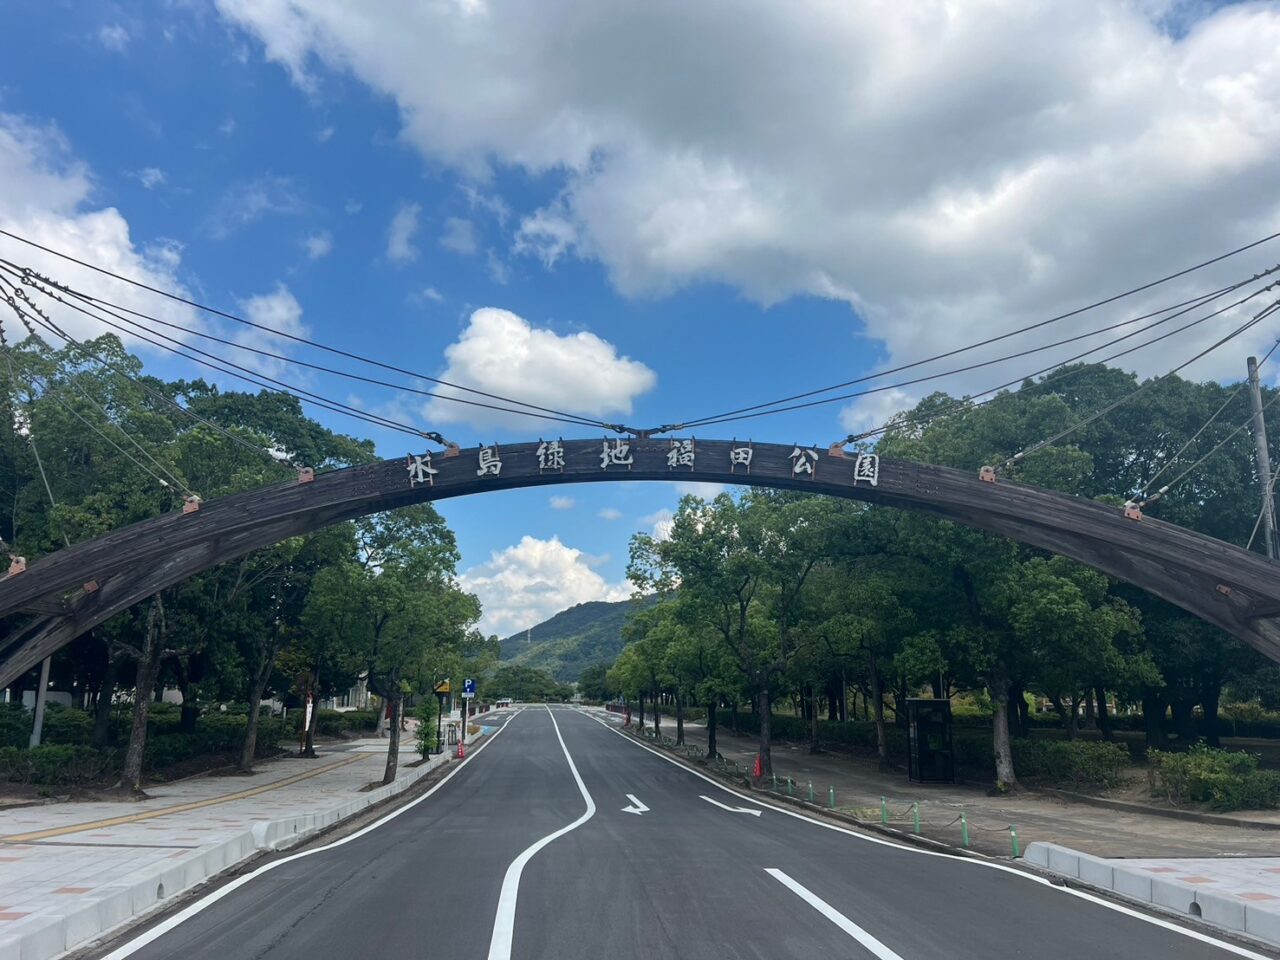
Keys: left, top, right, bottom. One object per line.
{"left": 2, "top": 437, "right": 1280, "bottom": 687}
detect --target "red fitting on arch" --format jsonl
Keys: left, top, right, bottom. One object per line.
{"left": 6, "top": 556, "right": 25, "bottom": 577}
{"left": 182, "top": 495, "right": 202, "bottom": 514}
{"left": 1124, "top": 501, "right": 1143, "bottom": 521}
{"left": 979, "top": 466, "right": 997, "bottom": 483}
{"left": 297, "top": 466, "right": 315, "bottom": 484}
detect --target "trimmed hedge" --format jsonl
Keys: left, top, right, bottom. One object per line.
{"left": 1150, "top": 743, "right": 1280, "bottom": 810}
{"left": 1010, "top": 739, "right": 1130, "bottom": 788}
{"left": 0, "top": 745, "right": 118, "bottom": 785}
{"left": 291, "top": 709, "right": 380, "bottom": 737}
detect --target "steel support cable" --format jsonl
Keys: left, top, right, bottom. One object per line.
{"left": 0, "top": 287, "right": 193, "bottom": 494}
{"left": 10, "top": 275, "right": 480, "bottom": 441}
{"left": 0, "top": 275, "right": 278, "bottom": 464}
{"left": 1136, "top": 338, "right": 1280, "bottom": 501}
{"left": 0, "top": 234, "right": 623, "bottom": 430}
{"left": 1136, "top": 374, "right": 1280, "bottom": 509}
{"left": 1004, "top": 297, "right": 1280, "bottom": 473}
{"left": 2, "top": 263, "right": 608, "bottom": 432}
{"left": 674, "top": 275, "right": 1255, "bottom": 430}
{"left": 837, "top": 286, "right": 1280, "bottom": 453}
{"left": 688, "top": 277, "right": 1279, "bottom": 432}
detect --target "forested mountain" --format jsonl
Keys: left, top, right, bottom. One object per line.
{"left": 499, "top": 597, "right": 654, "bottom": 681}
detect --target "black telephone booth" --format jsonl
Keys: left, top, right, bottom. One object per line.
{"left": 907, "top": 698, "right": 955, "bottom": 784}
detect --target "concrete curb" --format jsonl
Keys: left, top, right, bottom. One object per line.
{"left": 1033, "top": 786, "right": 1280, "bottom": 831}
{"left": 1025, "top": 841, "right": 1280, "bottom": 951}
{"left": 2, "top": 752, "right": 450, "bottom": 960}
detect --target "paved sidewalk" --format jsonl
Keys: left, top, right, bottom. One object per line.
{"left": 0, "top": 728, "right": 467, "bottom": 960}
{"left": 598, "top": 710, "right": 1280, "bottom": 859}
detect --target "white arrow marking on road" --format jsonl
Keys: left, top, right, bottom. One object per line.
{"left": 621, "top": 794, "right": 649, "bottom": 815}
{"left": 766, "top": 868, "right": 905, "bottom": 959}
{"left": 699, "top": 795, "right": 761, "bottom": 816}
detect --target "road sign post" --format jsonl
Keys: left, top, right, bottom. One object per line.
{"left": 433, "top": 680, "right": 451, "bottom": 755}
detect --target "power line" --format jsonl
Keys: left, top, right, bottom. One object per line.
{"left": 0, "top": 275, "right": 280, "bottom": 464}
{"left": 0, "top": 231, "right": 625, "bottom": 430}
{"left": 692, "top": 274, "right": 1280, "bottom": 432}
{"left": 668, "top": 230, "right": 1280, "bottom": 428}
{"left": 0, "top": 261, "right": 609, "bottom": 432}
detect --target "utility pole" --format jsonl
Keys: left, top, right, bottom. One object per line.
{"left": 1247, "top": 355, "right": 1278, "bottom": 560}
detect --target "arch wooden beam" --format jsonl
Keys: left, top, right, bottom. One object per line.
{"left": 2, "top": 437, "right": 1279, "bottom": 687}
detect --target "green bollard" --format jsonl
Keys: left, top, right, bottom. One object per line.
{"left": 828, "top": 786, "right": 836, "bottom": 809}
{"left": 912, "top": 802, "right": 921, "bottom": 834}
{"left": 808, "top": 781, "right": 815, "bottom": 803}
{"left": 1009, "top": 825, "right": 1020, "bottom": 858}
{"left": 787, "top": 777, "right": 794, "bottom": 797}
{"left": 960, "top": 813, "right": 970, "bottom": 848}
{"left": 772, "top": 773, "right": 778, "bottom": 791}
{"left": 880, "top": 796, "right": 888, "bottom": 824}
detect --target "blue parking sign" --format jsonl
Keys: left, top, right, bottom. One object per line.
{"left": 463, "top": 678, "right": 476, "bottom": 697}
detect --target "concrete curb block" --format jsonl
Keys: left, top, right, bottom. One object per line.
{"left": 1025, "top": 841, "right": 1280, "bottom": 950}
{"left": 11, "top": 752, "right": 450, "bottom": 960}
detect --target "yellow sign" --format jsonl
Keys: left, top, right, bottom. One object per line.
{"left": 433, "top": 680, "right": 451, "bottom": 695}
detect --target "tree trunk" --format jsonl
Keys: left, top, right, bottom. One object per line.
{"left": 636, "top": 693, "right": 645, "bottom": 731}
{"left": 757, "top": 687, "right": 773, "bottom": 777}
{"left": 178, "top": 666, "right": 199, "bottom": 734}
{"left": 809, "top": 683, "right": 820, "bottom": 754}
{"left": 706, "top": 696, "right": 718, "bottom": 760}
{"left": 840, "top": 672, "right": 848, "bottom": 722}
{"left": 1048, "top": 693, "right": 1070, "bottom": 730}
{"left": 675, "top": 693, "right": 685, "bottom": 746}
{"left": 1084, "top": 690, "right": 1096, "bottom": 729}
{"left": 894, "top": 678, "right": 909, "bottom": 728}
{"left": 1142, "top": 688, "right": 1166, "bottom": 750}
{"left": 238, "top": 651, "right": 276, "bottom": 773}
{"left": 1095, "top": 685, "right": 1113, "bottom": 741}
{"left": 301, "top": 671, "right": 320, "bottom": 758}
{"left": 1171, "top": 698, "right": 1197, "bottom": 743}
{"left": 827, "top": 683, "right": 838, "bottom": 722}
{"left": 652, "top": 688, "right": 661, "bottom": 737}
{"left": 870, "top": 656, "right": 889, "bottom": 771}
{"left": 1202, "top": 677, "right": 1222, "bottom": 748}
{"left": 730, "top": 701, "right": 738, "bottom": 733}
{"left": 990, "top": 667, "right": 1018, "bottom": 793}
{"left": 382, "top": 696, "right": 402, "bottom": 785}
{"left": 119, "top": 598, "right": 165, "bottom": 794}
{"left": 92, "top": 654, "right": 118, "bottom": 748}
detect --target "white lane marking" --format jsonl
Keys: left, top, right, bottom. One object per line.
{"left": 486, "top": 707, "right": 596, "bottom": 960}
{"left": 700, "top": 795, "right": 761, "bottom": 816}
{"left": 581, "top": 711, "right": 1271, "bottom": 960}
{"left": 621, "top": 793, "right": 649, "bottom": 815}
{"left": 767, "top": 868, "right": 905, "bottom": 959}
{"left": 99, "top": 714, "right": 516, "bottom": 960}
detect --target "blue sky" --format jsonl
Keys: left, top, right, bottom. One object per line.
{"left": 1, "top": 0, "right": 1277, "bottom": 636}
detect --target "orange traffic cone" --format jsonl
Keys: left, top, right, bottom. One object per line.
{"left": 753, "top": 754, "right": 763, "bottom": 779}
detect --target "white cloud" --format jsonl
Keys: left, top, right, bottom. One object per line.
{"left": 423, "top": 307, "right": 656, "bottom": 429}
{"left": 0, "top": 113, "right": 199, "bottom": 351}
{"left": 134, "top": 167, "right": 165, "bottom": 190}
{"left": 233, "top": 284, "right": 307, "bottom": 377}
{"left": 386, "top": 201, "right": 421, "bottom": 264}
{"left": 303, "top": 230, "right": 333, "bottom": 260}
{"left": 674, "top": 481, "right": 726, "bottom": 499}
{"left": 97, "top": 24, "right": 130, "bottom": 52}
{"left": 440, "top": 216, "right": 478, "bottom": 255}
{"left": 207, "top": 175, "right": 304, "bottom": 238}
{"left": 218, "top": 117, "right": 236, "bottom": 136}
{"left": 459, "top": 535, "right": 632, "bottom": 635}
{"left": 411, "top": 286, "right": 444, "bottom": 304}
{"left": 486, "top": 249, "right": 510, "bottom": 285}
{"left": 597, "top": 507, "right": 622, "bottom": 521}
{"left": 549, "top": 495, "right": 575, "bottom": 510}
{"left": 344, "top": 198, "right": 362, "bottom": 215}
{"left": 640, "top": 508, "right": 674, "bottom": 542}
{"left": 218, "top": 0, "right": 1280, "bottom": 411}
{"left": 317, "top": 126, "right": 335, "bottom": 142}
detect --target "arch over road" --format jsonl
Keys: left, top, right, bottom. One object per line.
{"left": 3, "top": 437, "right": 1280, "bottom": 686}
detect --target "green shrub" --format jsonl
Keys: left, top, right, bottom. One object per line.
{"left": 1011, "top": 739, "right": 1130, "bottom": 788}
{"left": 24, "top": 745, "right": 116, "bottom": 785}
{"left": 41, "top": 704, "right": 93, "bottom": 745}
{"left": 1148, "top": 743, "right": 1276, "bottom": 809}
{"left": 0, "top": 704, "right": 30, "bottom": 748}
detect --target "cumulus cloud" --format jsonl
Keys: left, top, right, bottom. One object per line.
{"left": 302, "top": 230, "right": 332, "bottom": 260}
{"left": 459, "top": 535, "right": 631, "bottom": 635}
{"left": 218, "top": 0, "right": 1280, "bottom": 415}
{"left": 386, "top": 201, "right": 420, "bottom": 264}
{"left": 641, "top": 508, "right": 674, "bottom": 542}
{"left": 97, "top": 24, "right": 130, "bottom": 52}
{"left": 233, "top": 284, "right": 307, "bottom": 377}
{"left": 549, "top": 495, "right": 575, "bottom": 510}
{"left": 440, "top": 216, "right": 478, "bottom": 255}
{"left": 410, "top": 286, "right": 444, "bottom": 305}
{"left": 597, "top": 507, "right": 622, "bottom": 521}
{"left": 0, "top": 113, "right": 199, "bottom": 350}
{"left": 674, "top": 481, "right": 726, "bottom": 499}
{"left": 423, "top": 307, "right": 656, "bottom": 429}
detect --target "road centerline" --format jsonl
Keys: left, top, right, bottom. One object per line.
{"left": 486, "top": 707, "right": 597, "bottom": 960}
{"left": 766, "top": 868, "right": 906, "bottom": 959}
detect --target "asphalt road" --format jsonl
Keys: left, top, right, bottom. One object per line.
{"left": 93, "top": 707, "right": 1274, "bottom": 960}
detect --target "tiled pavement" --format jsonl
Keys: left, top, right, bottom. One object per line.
{"left": 0, "top": 729, "right": 464, "bottom": 960}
